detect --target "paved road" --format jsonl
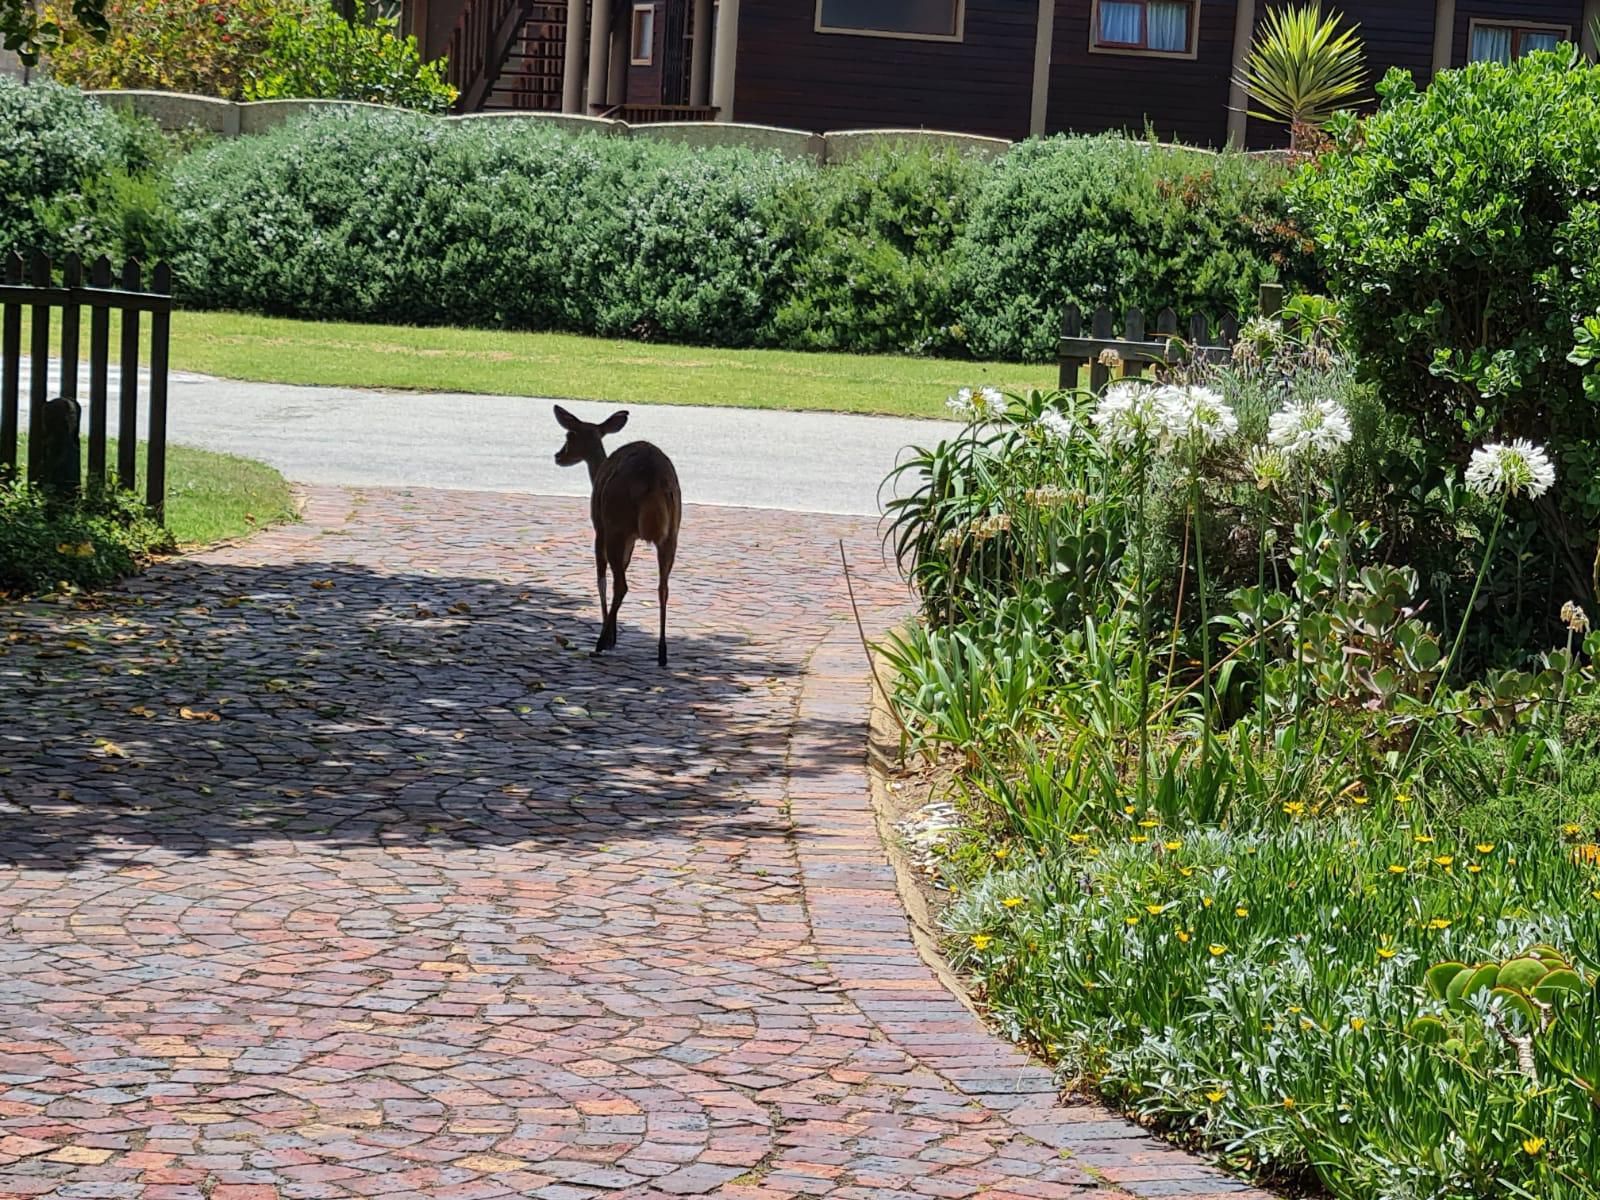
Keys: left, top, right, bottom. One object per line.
{"left": 0, "top": 487, "right": 1268, "bottom": 1200}
{"left": 15, "top": 362, "right": 960, "bottom": 516}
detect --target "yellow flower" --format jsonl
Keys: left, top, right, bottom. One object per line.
{"left": 1138, "top": 819, "right": 1159, "bottom": 829}
{"left": 1208, "top": 943, "right": 1228, "bottom": 957}
{"left": 1387, "top": 865, "right": 1406, "bottom": 875}
{"left": 1377, "top": 946, "right": 1397, "bottom": 960}
{"left": 1414, "top": 834, "right": 1435, "bottom": 844}
{"left": 1476, "top": 843, "right": 1495, "bottom": 854}
{"left": 1283, "top": 801, "right": 1306, "bottom": 817}
{"left": 1002, "top": 897, "right": 1024, "bottom": 909}
{"left": 1288, "top": 1006, "right": 1303, "bottom": 1014}
{"left": 1467, "top": 864, "right": 1483, "bottom": 875}
{"left": 1202, "top": 896, "right": 1214, "bottom": 908}
{"left": 1427, "top": 918, "right": 1452, "bottom": 931}
{"left": 1522, "top": 1137, "right": 1546, "bottom": 1157}
{"left": 1350, "top": 1017, "right": 1366, "bottom": 1032}
{"left": 1282, "top": 1096, "right": 1296, "bottom": 1110}
{"left": 1205, "top": 1089, "right": 1226, "bottom": 1103}
{"left": 1145, "top": 903, "right": 1166, "bottom": 916}
{"left": 971, "top": 934, "right": 993, "bottom": 951}
{"left": 1433, "top": 856, "right": 1454, "bottom": 869}
{"left": 1562, "top": 823, "right": 1583, "bottom": 838}
{"left": 1178, "top": 866, "right": 1194, "bottom": 878}
{"left": 1176, "top": 930, "right": 1191, "bottom": 943}
{"left": 1125, "top": 916, "right": 1141, "bottom": 927}
{"left": 1395, "top": 792, "right": 1411, "bottom": 805}
{"left": 1130, "top": 835, "right": 1149, "bottom": 845}
{"left": 1163, "top": 840, "right": 1182, "bottom": 851}
{"left": 1351, "top": 794, "right": 1370, "bottom": 807}
{"left": 993, "top": 847, "right": 1011, "bottom": 860}
{"left": 1068, "top": 833, "right": 1089, "bottom": 844}
{"left": 1300, "top": 1018, "right": 1315, "bottom": 1031}
{"left": 1235, "top": 906, "right": 1249, "bottom": 918}
{"left": 1124, "top": 805, "right": 1138, "bottom": 815}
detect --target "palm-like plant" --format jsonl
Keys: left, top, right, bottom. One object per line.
{"left": 1236, "top": 3, "right": 1366, "bottom": 147}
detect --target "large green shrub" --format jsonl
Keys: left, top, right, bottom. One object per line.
{"left": 763, "top": 145, "right": 983, "bottom": 356}
{"left": 1290, "top": 57, "right": 1600, "bottom": 604}
{"left": 0, "top": 76, "right": 162, "bottom": 260}
{"left": 954, "top": 135, "right": 1310, "bottom": 362}
{"left": 243, "top": 10, "right": 454, "bottom": 113}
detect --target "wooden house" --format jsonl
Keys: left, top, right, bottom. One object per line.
{"left": 410, "top": 0, "right": 1600, "bottom": 145}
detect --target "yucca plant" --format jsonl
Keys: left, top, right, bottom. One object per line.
{"left": 1236, "top": 3, "right": 1367, "bottom": 148}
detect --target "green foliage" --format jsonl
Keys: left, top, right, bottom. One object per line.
{"left": 1290, "top": 55, "right": 1600, "bottom": 606}
{"left": 763, "top": 145, "right": 983, "bottom": 355}
{"left": 1236, "top": 2, "right": 1367, "bottom": 138}
{"left": 0, "top": 482, "right": 173, "bottom": 594}
{"left": 0, "top": 76, "right": 163, "bottom": 260}
{"left": 242, "top": 9, "right": 455, "bottom": 112}
{"left": 3, "top": 0, "right": 105, "bottom": 65}
{"left": 953, "top": 135, "right": 1312, "bottom": 362}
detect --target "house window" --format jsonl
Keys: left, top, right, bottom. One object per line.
{"left": 1091, "top": 0, "right": 1196, "bottom": 56}
{"left": 815, "top": 0, "right": 963, "bottom": 41}
{"left": 631, "top": 4, "right": 655, "bottom": 65}
{"left": 1467, "top": 20, "right": 1568, "bottom": 64}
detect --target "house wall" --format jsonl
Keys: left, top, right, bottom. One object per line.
{"left": 729, "top": 0, "right": 1038, "bottom": 139}
{"left": 1045, "top": 0, "right": 1238, "bottom": 146}
{"left": 1452, "top": 0, "right": 1584, "bottom": 63}
{"left": 625, "top": 1, "right": 664, "bottom": 102}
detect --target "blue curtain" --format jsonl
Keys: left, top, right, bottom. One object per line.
{"left": 1146, "top": 1, "right": 1188, "bottom": 50}
{"left": 1469, "top": 24, "right": 1513, "bottom": 63}
{"left": 1522, "top": 30, "right": 1561, "bottom": 53}
{"left": 1098, "top": 1, "right": 1142, "bottom": 44}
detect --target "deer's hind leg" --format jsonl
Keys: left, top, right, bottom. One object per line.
{"left": 595, "top": 534, "right": 635, "bottom": 654}
{"left": 655, "top": 533, "right": 676, "bottom": 668}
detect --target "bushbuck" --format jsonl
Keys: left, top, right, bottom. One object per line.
{"left": 552, "top": 405, "right": 681, "bottom": 666}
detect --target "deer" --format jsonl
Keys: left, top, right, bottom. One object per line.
{"left": 552, "top": 405, "right": 682, "bottom": 667}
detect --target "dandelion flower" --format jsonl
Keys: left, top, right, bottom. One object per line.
{"left": 1266, "top": 397, "right": 1353, "bottom": 460}
{"left": 1464, "top": 439, "right": 1555, "bottom": 499}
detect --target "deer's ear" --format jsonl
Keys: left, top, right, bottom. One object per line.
{"left": 554, "top": 404, "right": 582, "bottom": 431}
{"left": 599, "top": 410, "right": 629, "bottom": 435}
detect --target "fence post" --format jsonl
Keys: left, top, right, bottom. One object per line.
{"left": 38, "top": 396, "right": 81, "bottom": 501}
{"left": 147, "top": 263, "right": 172, "bottom": 521}
{"left": 87, "top": 257, "right": 112, "bottom": 492}
{"left": 26, "top": 251, "right": 50, "bottom": 484}
{"left": 1259, "top": 281, "right": 1284, "bottom": 319}
{"left": 0, "top": 252, "right": 20, "bottom": 481}
{"left": 1059, "top": 304, "right": 1084, "bottom": 390}
{"left": 117, "top": 259, "right": 142, "bottom": 491}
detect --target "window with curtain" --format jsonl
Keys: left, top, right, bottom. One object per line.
{"left": 1469, "top": 21, "right": 1569, "bottom": 64}
{"left": 631, "top": 4, "right": 655, "bottom": 63}
{"left": 816, "top": 0, "right": 961, "bottom": 38}
{"left": 1094, "top": 0, "right": 1195, "bottom": 53}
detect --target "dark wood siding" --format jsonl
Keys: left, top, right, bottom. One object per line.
{"left": 1246, "top": 0, "right": 1437, "bottom": 147}
{"left": 1047, "top": 0, "right": 1237, "bottom": 146}
{"left": 424, "top": 0, "right": 467, "bottom": 63}
{"left": 626, "top": 2, "right": 664, "bottom": 102}
{"left": 1452, "top": 0, "right": 1582, "bottom": 63}
{"left": 730, "top": 0, "right": 1038, "bottom": 138}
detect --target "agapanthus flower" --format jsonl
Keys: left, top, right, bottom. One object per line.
{"left": 946, "top": 387, "right": 975, "bottom": 417}
{"left": 1464, "top": 439, "right": 1556, "bottom": 499}
{"left": 1161, "top": 385, "right": 1238, "bottom": 451}
{"left": 975, "top": 386, "right": 1008, "bottom": 421}
{"left": 1035, "top": 408, "right": 1078, "bottom": 443}
{"left": 1091, "top": 381, "right": 1167, "bottom": 450}
{"left": 1266, "top": 397, "right": 1353, "bottom": 461}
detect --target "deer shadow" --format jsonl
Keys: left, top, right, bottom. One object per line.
{"left": 0, "top": 553, "right": 871, "bottom": 873}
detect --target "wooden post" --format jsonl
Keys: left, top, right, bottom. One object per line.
{"left": 689, "top": 0, "right": 713, "bottom": 107}
{"left": 26, "top": 251, "right": 50, "bottom": 486}
{"left": 1088, "top": 307, "right": 1114, "bottom": 392}
{"left": 147, "top": 263, "right": 172, "bottom": 521}
{"left": 0, "top": 252, "right": 20, "bottom": 481}
{"left": 87, "top": 257, "right": 111, "bottom": 491}
{"left": 1058, "top": 304, "right": 1084, "bottom": 390}
{"left": 1258, "top": 281, "right": 1284, "bottom": 319}
{"left": 38, "top": 395, "right": 81, "bottom": 501}
{"left": 118, "top": 259, "right": 142, "bottom": 492}
{"left": 563, "top": 0, "right": 589, "bottom": 112}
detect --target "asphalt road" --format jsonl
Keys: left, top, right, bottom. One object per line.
{"left": 15, "top": 362, "right": 961, "bottom": 516}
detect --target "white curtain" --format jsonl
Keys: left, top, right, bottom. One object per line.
{"left": 1522, "top": 30, "right": 1561, "bottom": 53}
{"left": 1098, "top": 0, "right": 1142, "bottom": 44}
{"left": 1469, "top": 24, "right": 1513, "bottom": 64}
{"left": 1146, "top": 0, "right": 1188, "bottom": 50}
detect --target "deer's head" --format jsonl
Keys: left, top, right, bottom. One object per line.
{"left": 553, "top": 405, "right": 628, "bottom": 469}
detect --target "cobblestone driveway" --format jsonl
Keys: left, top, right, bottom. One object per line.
{"left": 0, "top": 487, "right": 1267, "bottom": 1200}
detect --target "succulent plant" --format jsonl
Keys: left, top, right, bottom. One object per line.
{"left": 1410, "top": 947, "right": 1593, "bottom": 1075}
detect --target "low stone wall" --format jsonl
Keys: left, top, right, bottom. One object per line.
{"left": 87, "top": 89, "right": 1017, "bottom": 162}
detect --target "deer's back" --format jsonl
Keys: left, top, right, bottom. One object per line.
{"left": 593, "top": 441, "right": 680, "bottom": 544}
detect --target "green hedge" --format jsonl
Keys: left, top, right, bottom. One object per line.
{"left": 7, "top": 90, "right": 1310, "bottom": 361}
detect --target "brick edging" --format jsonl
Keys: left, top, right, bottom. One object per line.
{"left": 785, "top": 618, "right": 1283, "bottom": 1200}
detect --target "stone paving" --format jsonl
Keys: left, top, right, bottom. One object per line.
{"left": 0, "top": 486, "right": 1271, "bottom": 1200}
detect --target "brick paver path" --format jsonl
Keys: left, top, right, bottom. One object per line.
{"left": 0, "top": 488, "right": 1269, "bottom": 1200}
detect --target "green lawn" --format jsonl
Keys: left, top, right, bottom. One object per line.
{"left": 25, "top": 309, "right": 1058, "bottom": 419}
{"left": 16, "top": 433, "right": 296, "bottom": 546}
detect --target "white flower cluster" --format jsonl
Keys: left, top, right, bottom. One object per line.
{"left": 947, "top": 386, "right": 1009, "bottom": 422}
{"left": 1266, "top": 397, "right": 1353, "bottom": 462}
{"left": 1091, "top": 382, "right": 1238, "bottom": 455}
{"left": 1035, "top": 408, "right": 1078, "bottom": 444}
{"left": 1464, "top": 439, "right": 1556, "bottom": 500}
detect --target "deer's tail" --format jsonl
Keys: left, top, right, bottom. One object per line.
{"left": 638, "top": 491, "right": 674, "bottom": 545}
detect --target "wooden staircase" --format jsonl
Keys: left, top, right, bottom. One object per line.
{"left": 448, "top": 0, "right": 569, "bottom": 113}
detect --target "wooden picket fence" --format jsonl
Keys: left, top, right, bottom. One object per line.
{"left": 1059, "top": 282, "right": 1283, "bottom": 390}
{"left": 0, "top": 250, "right": 173, "bottom": 518}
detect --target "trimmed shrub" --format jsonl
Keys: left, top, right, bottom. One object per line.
{"left": 1289, "top": 57, "right": 1600, "bottom": 607}
{"left": 762, "top": 144, "right": 984, "bottom": 356}
{"left": 0, "top": 76, "right": 164, "bottom": 260}
{"left": 954, "top": 134, "right": 1311, "bottom": 362}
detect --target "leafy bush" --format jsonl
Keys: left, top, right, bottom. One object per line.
{"left": 954, "top": 135, "right": 1313, "bottom": 362}
{"left": 47, "top": 0, "right": 452, "bottom": 110}
{"left": 763, "top": 145, "right": 983, "bottom": 355}
{"left": 1290, "top": 56, "right": 1600, "bottom": 608}
{"left": 243, "top": 10, "right": 454, "bottom": 113}
{"left": 0, "top": 482, "right": 173, "bottom": 594}
{"left": 0, "top": 76, "right": 162, "bottom": 259}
